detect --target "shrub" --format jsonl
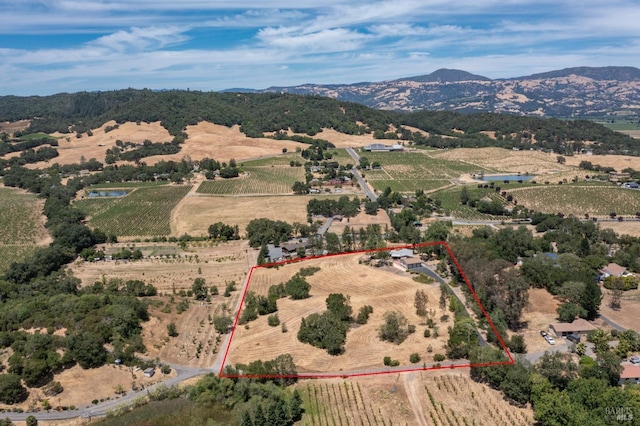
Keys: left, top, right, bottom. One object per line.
{"left": 356, "top": 305, "right": 374, "bottom": 324}
{"left": 410, "top": 353, "right": 421, "bottom": 363}
{"left": 424, "top": 329, "right": 431, "bottom": 338}
{"left": 167, "top": 322, "right": 178, "bottom": 337}
{"left": 383, "top": 356, "right": 400, "bottom": 367}
{"left": 268, "top": 314, "right": 280, "bottom": 327}
{"left": 434, "top": 353, "right": 446, "bottom": 362}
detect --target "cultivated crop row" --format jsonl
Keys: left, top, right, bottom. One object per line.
{"left": 0, "top": 245, "right": 37, "bottom": 274}
{"left": 196, "top": 166, "right": 305, "bottom": 195}
{"left": 423, "top": 375, "right": 533, "bottom": 426}
{"left": 0, "top": 187, "right": 47, "bottom": 244}
{"left": 300, "top": 382, "right": 392, "bottom": 426}
{"left": 508, "top": 185, "right": 640, "bottom": 216}
{"left": 75, "top": 185, "right": 192, "bottom": 236}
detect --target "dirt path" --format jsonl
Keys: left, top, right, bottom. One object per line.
{"left": 170, "top": 174, "right": 205, "bottom": 236}
{"left": 403, "top": 372, "right": 429, "bottom": 426}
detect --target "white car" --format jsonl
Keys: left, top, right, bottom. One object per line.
{"left": 545, "top": 335, "right": 556, "bottom": 345}
{"left": 630, "top": 356, "right": 640, "bottom": 364}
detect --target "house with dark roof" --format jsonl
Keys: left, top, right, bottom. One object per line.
{"left": 266, "top": 244, "right": 284, "bottom": 262}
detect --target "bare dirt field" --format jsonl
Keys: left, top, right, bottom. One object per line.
{"left": 327, "top": 210, "right": 392, "bottom": 234}
{"left": 565, "top": 153, "right": 640, "bottom": 170}
{"left": 142, "top": 294, "right": 239, "bottom": 368}
{"left": 69, "top": 240, "right": 252, "bottom": 293}
{"left": 144, "top": 122, "right": 307, "bottom": 164}
{"left": 171, "top": 194, "right": 332, "bottom": 237}
{"left": 298, "top": 370, "right": 534, "bottom": 426}
{"left": 0, "top": 119, "right": 30, "bottom": 134}
{"left": 227, "top": 254, "right": 452, "bottom": 374}
{"left": 598, "top": 221, "right": 640, "bottom": 238}
{"left": 519, "top": 288, "right": 561, "bottom": 353}
{"left": 20, "top": 121, "right": 173, "bottom": 168}
{"left": 600, "top": 288, "right": 640, "bottom": 331}
{"left": 430, "top": 147, "right": 570, "bottom": 174}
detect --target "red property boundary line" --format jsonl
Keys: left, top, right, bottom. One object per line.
{"left": 218, "top": 241, "right": 514, "bottom": 379}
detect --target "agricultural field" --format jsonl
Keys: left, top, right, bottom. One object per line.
{"left": 360, "top": 151, "right": 492, "bottom": 193}
{"left": 507, "top": 184, "right": 640, "bottom": 216}
{"left": 430, "top": 184, "right": 518, "bottom": 221}
{"left": 0, "top": 186, "right": 50, "bottom": 273}
{"left": 297, "top": 372, "right": 534, "bottom": 426}
{"left": 226, "top": 253, "right": 452, "bottom": 374}
{"left": 197, "top": 166, "right": 305, "bottom": 195}
{"left": 74, "top": 185, "right": 192, "bottom": 237}
{"left": 241, "top": 148, "right": 354, "bottom": 167}
{"left": 171, "top": 194, "right": 337, "bottom": 237}
{"left": 430, "top": 147, "right": 570, "bottom": 175}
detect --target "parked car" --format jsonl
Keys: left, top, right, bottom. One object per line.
{"left": 566, "top": 334, "right": 580, "bottom": 344}
{"left": 540, "top": 330, "right": 548, "bottom": 337}
{"left": 545, "top": 335, "right": 556, "bottom": 345}
{"left": 630, "top": 356, "right": 640, "bottom": 364}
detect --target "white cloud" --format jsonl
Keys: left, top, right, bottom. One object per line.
{"left": 257, "top": 27, "right": 370, "bottom": 53}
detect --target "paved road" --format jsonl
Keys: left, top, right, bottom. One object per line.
{"left": 317, "top": 217, "right": 334, "bottom": 235}
{"left": 345, "top": 147, "right": 377, "bottom": 201}
{"left": 598, "top": 313, "right": 628, "bottom": 332}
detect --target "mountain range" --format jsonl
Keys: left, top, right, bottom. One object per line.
{"left": 246, "top": 66, "right": 640, "bottom": 117}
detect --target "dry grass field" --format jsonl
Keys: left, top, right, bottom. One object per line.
{"left": 518, "top": 288, "right": 561, "bottom": 353}
{"left": 144, "top": 122, "right": 307, "bottom": 164}
{"left": 227, "top": 254, "right": 452, "bottom": 374}
{"left": 430, "top": 147, "right": 569, "bottom": 174}
{"left": 297, "top": 370, "right": 534, "bottom": 426}
{"left": 327, "top": 210, "right": 392, "bottom": 234}
{"left": 70, "top": 240, "right": 252, "bottom": 293}
{"left": 565, "top": 153, "right": 640, "bottom": 170}
{"left": 0, "top": 363, "right": 175, "bottom": 413}
{"left": 598, "top": 221, "right": 640, "bottom": 237}
{"left": 600, "top": 287, "right": 640, "bottom": 331}
{"left": 171, "top": 194, "right": 337, "bottom": 237}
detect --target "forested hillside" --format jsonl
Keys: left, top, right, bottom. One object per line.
{"left": 0, "top": 90, "right": 637, "bottom": 156}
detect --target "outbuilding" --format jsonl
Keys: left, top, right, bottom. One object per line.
{"left": 549, "top": 319, "right": 596, "bottom": 337}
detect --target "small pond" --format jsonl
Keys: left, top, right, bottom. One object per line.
{"left": 480, "top": 175, "right": 535, "bottom": 182}
{"left": 87, "top": 190, "right": 128, "bottom": 197}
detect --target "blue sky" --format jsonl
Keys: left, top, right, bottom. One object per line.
{"left": 1, "top": 0, "right": 639, "bottom": 95}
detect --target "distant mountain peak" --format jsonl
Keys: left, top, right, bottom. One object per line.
{"left": 400, "top": 68, "right": 491, "bottom": 83}
{"left": 516, "top": 66, "right": 640, "bottom": 81}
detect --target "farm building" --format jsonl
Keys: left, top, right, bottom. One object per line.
{"left": 549, "top": 319, "right": 596, "bottom": 337}
{"left": 363, "top": 143, "right": 404, "bottom": 152}
{"left": 619, "top": 364, "right": 640, "bottom": 385}
{"left": 599, "top": 263, "right": 631, "bottom": 279}
{"left": 390, "top": 248, "right": 414, "bottom": 259}
{"left": 144, "top": 367, "right": 155, "bottom": 378}
{"left": 401, "top": 257, "right": 423, "bottom": 270}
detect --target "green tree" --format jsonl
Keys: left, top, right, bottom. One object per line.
{"left": 285, "top": 274, "right": 311, "bottom": 300}
{"left": 446, "top": 316, "right": 479, "bottom": 359}
{"left": 500, "top": 358, "right": 531, "bottom": 405}
{"left": 0, "top": 373, "right": 27, "bottom": 404}
{"left": 557, "top": 302, "right": 587, "bottom": 322}
{"left": 288, "top": 389, "right": 303, "bottom": 421}
{"left": 241, "top": 410, "right": 254, "bottom": 426}
{"left": 167, "top": 322, "right": 178, "bottom": 337}
{"left": 26, "top": 415, "right": 38, "bottom": 426}
{"left": 214, "top": 315, "right": 233, "bottom": 334}
{"left": 325, "top": 293, "right": 352, "bottom": 321}
{"left": 580, "top": 279, "right": 602, "bottom": 320}
{"left": 192, "top": 277, "right": 208, "bottom": 300}
{"left": 534, "top": 352, "right": 578, "bottom": 390}
{"left": 379, "top": 311, "right": 409, "bottom": 344}
{"left": 414, "top": 289, "right": 428, "bottom": 324}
